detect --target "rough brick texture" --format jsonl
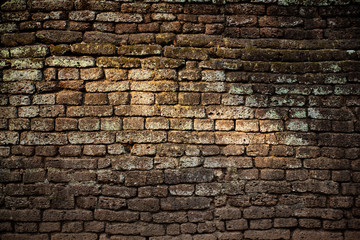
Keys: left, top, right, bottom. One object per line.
{"left": 0, "top": 0, "right": 360, "bottom": 239}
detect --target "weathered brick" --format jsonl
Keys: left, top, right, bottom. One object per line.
{"left": 101, "top": 117, "right": 122, "bottom": 131}
{"left": 102, "top": 186, "right": 136, "bottom": 198}
{"left": 1, "top": 32, "right": 35, "bottom": 46}
{"left": 164, "top": 46, "right": 208, "bottom": 60}
{"left": 97, "top": 57, "right": 140, "bottom": 68}
{"left": 57, "top": 91, "right": 82, "bottom": 105}
{"left": 165, "top": 168, "right": 213, "bottom": 184}
{"left": 37, "top": 30, "right": 82, "bottom": 43}
{"left": 115, "top": 105, "right": 158, "bottom": 117}
{"left": 68, "top": 131, "right": 114, "bottom": 144}
{"left": 84, "top": 31, "right": 128, "bottom": 45}
{"left": 3, "top": 69, "right": 42, "bottom": 81}
{"left": 46, "top": 56, "right": 94, "bottom": 67}
{"left": 292, "top": 230, "right": 343, "bottom": 240}
{"left": 71, "top": 43, "right": 116, "bottom": 55}
{"left": 117, "top": 130, "right": 167, "bottom": 143}
{"left": 96, "top": 12, "right": 143, "bottom": 22}
{"left": 94, "top": 209, "right": 138, "bottom": 222}
{"left": 245, "top": 229, "right": 290, "bottom": 240}
{"left": 128, "top": 198, "right": 160, "bottom": 212}
{"left": 161, "top": 197, "right": 211, "bottom": 211}
{"left": 112, "top": 156, "right": 153, "bottom": 170}
{"left": 204, "top": 157, "right": 253, "bottom": 168}
{"left": 146, "top": 117, "right": 169, "bottom": 130}
{"left": 86, "top": 81, "right": 129, "bottom": 92}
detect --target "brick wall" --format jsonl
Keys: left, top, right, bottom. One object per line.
{"left": 0, "top": 0, "right": 359, "bottom": 239}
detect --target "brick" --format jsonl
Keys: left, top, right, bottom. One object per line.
{"left": 96, "top": 12, "right": 143, "bottom": 22}
{"left": 131, "top": 144, "right": 156, "bottom": 156}
{"left": 52, "top": 233, "right": 97, "bottom": 240}
{"left": 93, "top": 22, "right": 114, "bottom": 32}
{"left": 128, "top": 198, "right": 160, "bottom": 212}
{"left": 84, "top": 31, "right": 128, "bottom": 45}
{"left": 57, "top": 91, "right": 82, "bottom": 105}
{"left": 101, "top": 118, "right": 122, "bottom": 131}
{"left": 0, "top": 83, "right": 35, "bottom": 94}
{"left": 8, "top": 95, "right": 28, "bottom": 106}
{"left": 10, "top": 58, "right": 44, "bottom": 69}
{"left": 83, "top": 145, "right": 106, "bottom": 156}
{"left": 0, "top": 209, "right": 41, "bottom": 221}
{"left": 1, "top": 32, "right": 35, "bottom": 47}
{"left": 37, "top": 30, "right": 82, "bottom": 43}
{"left": 3, "top": 69, "right": 42, "bottom": 81}
{"left": 68, "top": 132, "right": 114, "bottom": 144}
{"left": 33, "top": 94, "right": 56, "bottom": 105}
{"left": 84, "top": 221, "right": 104, "bottom": 233}
{"left": 161, "top": 197, "right": 211, "bottom": 211}
{"left": 86, "top": 81, "right": 129, "bottom": 93}
{"left": 58, "top": 145, "right": 81, "bottom": 157}
{"left": 20, "top": 132, "right": 66, "bottom": 145}
{"left": 245, "top": 229, "right": 290, "bottom": 240}
{"left": 292, "top": 230, "right": 343, "bottom": 240}
{"left": 169, "top": 131, "right": 214, "bottom": 144}
{"left": 84, "top": 93, "right": 108, "bottom": 105}
{"left": 123, "top": 117, "right": 144, "bottom": 130}
{"left": 118, "top": 45, "right": 162, "bottom": 56}
{"left": 71, "top": 43, "right": 116, "bottom": 55}
{"left": 304, "top": 157, "right": 349, "bottom": 170}
{"left": 146, "top": 117, "right": 169, "bottom": 130}
{"left": 112, "top": 156, "right": 153, "bottom": 170}
{"left": 46, "top": 56, "right": 94, "bottom": 68}
{"left": 55, "top": 118, "right": 77, "bottom": 131}
{"left": 98, "top": 196, "right": 126, "bottom": 210}
{"left": 97, "top": 57, "right": 140, "bottom": 68}
{"left": 94, "top": 209, "right": 138, "bottom": 222}
{"left": 76, "top": 68, "right": 103, "bottom": 82}
{"left": 165, "top": 168, "right": 213, "bottom": 184}
{"left": 69, "top": 10, "right": 96, "bottom": 21}
{"left": 204, "top": 157, "right": 252, "bottom": 168}
{"left": 31, "top": 118, "right": 54, "bottom": 131}
{"left": 194, "top": 119, "right": 214, "bottom": 131}
{"left": 0, "top": 234, "right": 48, "bottom": 240}
{"left": 117, "top": 130, "right": 167, "bottom": 144}
{"left": 39, "top": 222, "right": 61, "bottom": 232}
{"left": 129, "top": 69, "right": 154, "bottom": 80}
{"left": 207, "top": 106, "right": 254, "bottom": 119}
{"left": 164, "top": 46, "right": 208, "bottom": 60}
{"left": 215, "top": 120, "right": 234, "bottom": 131}
{"left": 255, "top": 157, "right": 301, "bottom": 169}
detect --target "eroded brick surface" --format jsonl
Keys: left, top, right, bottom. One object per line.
{"left": 0, "top": 0, "right": 359, "bottom": 239}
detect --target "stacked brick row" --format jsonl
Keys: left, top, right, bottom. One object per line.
{"left": 0, "top": 0, "right": 360, "bottom": 239}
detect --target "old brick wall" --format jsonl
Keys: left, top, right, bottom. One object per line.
{"left": 0, "top": 0, "right": 360, "bottom": 239}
